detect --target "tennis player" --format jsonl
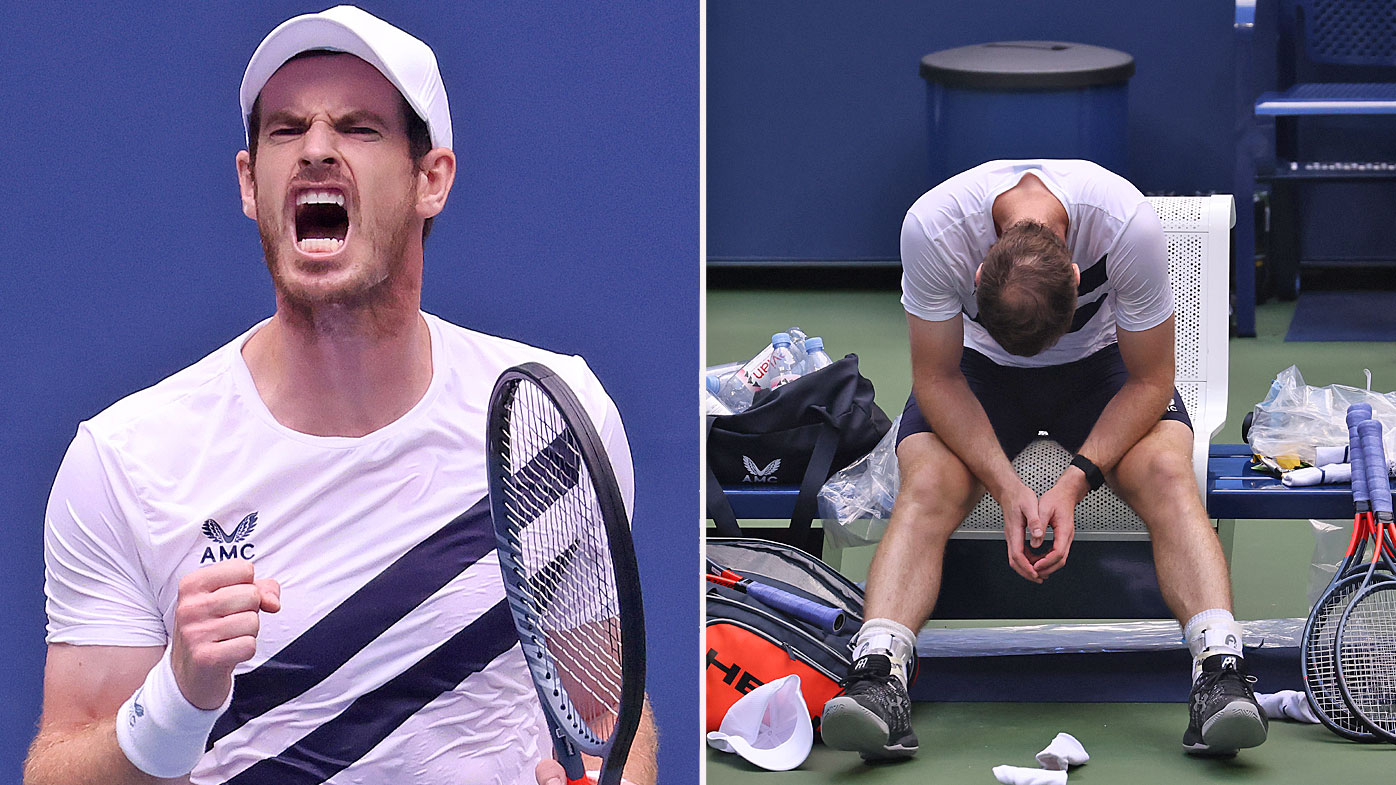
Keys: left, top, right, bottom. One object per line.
{"left": 24, "top": 7, "right": 656, "bottom": 785}
{"left": 820, "top": 160, "right": 1266, "bottom": 760}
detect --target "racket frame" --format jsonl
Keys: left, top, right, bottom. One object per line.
{"left": 1303, "top": 409, "right": 1384, "bottom": 739}
{"left": 1335, "top": 418, "right": 1396, "bottom": 742}
{"left": 486, "top": 362, "right": 646, "bottom": 785}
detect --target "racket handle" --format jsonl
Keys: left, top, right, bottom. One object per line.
{"left": 1360, "top": 420, "right": 1392, "bottom": 514}
{"left": 1351, "top": 423, "right": 1370, "bottom": 505}
{"left": 744, "top": 582, "right": 847, "bottom": 633}
{"left": 1347, "top": 403, "right": 1373, "bottom": 427}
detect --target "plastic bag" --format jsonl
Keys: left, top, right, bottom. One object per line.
{"left": 1247, "top": 365, "right": 1396, "bottom": 467}
{"left": 816, "top": 414, "right": 901, "bottom": 549}
{"left": 1308, "top": 518, "right": 1349, "bottom": 609}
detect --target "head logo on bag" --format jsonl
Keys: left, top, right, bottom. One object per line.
{"left": 742, "top": 456, "right": 782, "bottom": 483}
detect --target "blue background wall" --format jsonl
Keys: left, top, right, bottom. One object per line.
{"left": 708, "top": 0, "right": 1234, "bottom": 262}
{"left": 0, "top": 2, "right": 697, "bottom": 780}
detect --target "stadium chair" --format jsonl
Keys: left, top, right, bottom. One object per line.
{"left": 1233, "top": 0, "right": 1396, "bottom": 335}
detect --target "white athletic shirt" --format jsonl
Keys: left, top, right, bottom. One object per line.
{"left": 900, "top": 159, "right": 1173, "bottom": 368}
{"left": 43, "top": 312, "right": 634, "bottom": 785}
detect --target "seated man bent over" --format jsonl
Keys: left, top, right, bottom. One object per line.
{"left": 820, "top": 159, "right": 1266, "bottom": 761}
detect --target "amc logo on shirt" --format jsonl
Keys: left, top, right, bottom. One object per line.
{"left": 198, "top": 512, "right": 258, "bottom": 563}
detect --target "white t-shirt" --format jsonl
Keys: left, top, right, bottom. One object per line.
{"left": 43, "top": 312, "right": 633, "bottom": 785}
{"left": 900, "top": 159, "right": 1173, "bottom": 368}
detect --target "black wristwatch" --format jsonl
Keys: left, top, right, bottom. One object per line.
{"left": 1069, "top": 454, "right": 1105, "bottom": 491}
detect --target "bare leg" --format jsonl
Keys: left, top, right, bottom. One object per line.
{"left": 863, "top": 432, "right": 982, "bottom": 630}
{"left": 1113, "top": 422, "right": 1267, "bottom": 753}
{"left": 1107, "top": 420, "right": 1232, "bottom": 624}
{"left": 822, "top": 432, "right": 980, "bottom": 760}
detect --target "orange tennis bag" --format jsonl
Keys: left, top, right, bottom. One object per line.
{"left": 705, "top": 539, "right": 916, "bottom": 735}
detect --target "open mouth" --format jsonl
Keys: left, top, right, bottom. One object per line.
{"left": 294, "top": 189, "right": 350, "bottom": 254}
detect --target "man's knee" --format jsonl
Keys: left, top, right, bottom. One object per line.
{"left": 893, "top": 434, "right": 980, "bottom": 532}
{"left": 1111, "top": 423, "right": 1199, "bottom": 504}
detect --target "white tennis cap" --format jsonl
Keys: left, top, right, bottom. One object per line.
{"left": 705, "top": 674, "right": 813, "bottom": 771}
{"left": 240, "top": 5, "right": 452, "bottom": 150}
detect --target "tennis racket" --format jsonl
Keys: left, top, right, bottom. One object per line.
{"left": 486, "top": 362, "right": 646, "bottom": 785}
{"left": 1336, "top": 419, "right": 1396, "bottom": 743}
{"left": 705, "top": 561, "right": 847, "bottom": 633}
{"left": 1303, "top": 405, "right": 1388, "bottom": 740}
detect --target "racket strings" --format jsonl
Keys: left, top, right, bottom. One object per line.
{"left": 1308, "top": 585, "right": 1369, "bottom": 732}
{"left": 1339, "top": 586, "right": 1396, "bottom": 730}
{"left": 498, "top": 380, "right": 626, "bottom": 744}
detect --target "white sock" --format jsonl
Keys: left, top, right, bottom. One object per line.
{"left": 1255, "top": 690, "right": 1320, "bottom": 723}
{"left": 851, "top": 618, "right": 916, "bottom": 688}
{"left": 1183, "top": 609, "right": 1244, "bottom": 680}
{"left": 1035, "top": 732, "right": 1089, "bottom": 769}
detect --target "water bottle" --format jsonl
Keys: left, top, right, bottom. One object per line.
{"left": 804, "top": 336, "right": 833, "bottom": 373}
{"left": 704, "top": 375, "right": 734, "bottom": 416}
{"left": 769, "top": 333, "right": 801, "bottom": 388}
{"left": 704, "top": 360, "right": 744, "bottom": 378}
{"left": 716, "top": 353, "right": 765, "bottom": 412}
{"left": 786, "top": 326, "right": 809, "bottom": 372}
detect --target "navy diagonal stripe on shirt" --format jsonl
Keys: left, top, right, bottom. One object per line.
{"left": 1067, "top": 297, "right": 1105, "bottom": 333}
{"left": 223, "top": 600, "right": 519, "bottom": 785}
{"left": 207, "top": 497, "right": 493, "bottom": 746}
{"left": 209, "top": 431, "right": 578, "bottom": 747}
{"left": 1077, "top": 254, "right": 1108, "bottom": 296}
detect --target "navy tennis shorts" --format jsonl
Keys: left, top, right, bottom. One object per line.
{"left": 896, "top": 343, "right": 1191, "bottom": 459}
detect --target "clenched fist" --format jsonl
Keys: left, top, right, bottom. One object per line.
{"left": 170, "top": 560, "right": 281, "bottom": 710}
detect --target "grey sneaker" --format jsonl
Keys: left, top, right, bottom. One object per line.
{"left": 1183, "top": 654, "right": 1268, "bottom": 755}
{"left": 820, "top": 654, "right": 918, "bottom": 760}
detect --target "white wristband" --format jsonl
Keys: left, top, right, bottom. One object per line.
{"left": 115, "top": 647, "right": 230, "bottom": 778}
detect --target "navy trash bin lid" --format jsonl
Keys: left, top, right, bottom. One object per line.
{"left": 920, "top": 41, "right": 1134, "bottom": 89}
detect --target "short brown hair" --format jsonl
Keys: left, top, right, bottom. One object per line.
{"left": 975, "top": 220, "right": 1077, "bottom": 356}
{"left": 245, "top": 50, "right": 436, "bottom": 240}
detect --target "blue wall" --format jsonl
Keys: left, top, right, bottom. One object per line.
{"left": 0, "top": 2, "right": 696, "bottom": 779}
{"left": 708, "top": 0, "right": 1234, "bottom": 262}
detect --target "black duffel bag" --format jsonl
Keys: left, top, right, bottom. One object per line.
{"left": 706, "top": 354, "right": 891, "bottom": 554}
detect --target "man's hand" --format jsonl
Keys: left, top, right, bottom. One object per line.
{"left": 170, "top": 560, "right": 281, "bottom": 710}
{"left": 1031, "top": 476, "right": 1086, "bottom": 579}
{"left": 995, "top": 480, "right": 1046, "bottom": 583}
{"left": 535, "top": 758, "right": 568, "bottom": 785}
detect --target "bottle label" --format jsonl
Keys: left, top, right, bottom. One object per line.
{"left": 734, "top": 345, "right": 777, "bottom": 391}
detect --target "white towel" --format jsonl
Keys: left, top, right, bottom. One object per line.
{"left": 992, "top": 765, "right": 1067, "bottom": 785}
{"left": 1035, "top": 732, "right": 1089, "bottom": 769}
{"left": 1255, "top": 690, "right": 1319, "bottom": 723}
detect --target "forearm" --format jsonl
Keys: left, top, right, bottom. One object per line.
{"left": 620, "top": 698, "right": 658, "bottom": 785}
{"left": 1075, "top": 376, "right": 1174, "bottom": 473}
{"left": 914, "top": 373, "right": 1019, "bottom": 497}
{"left": 24, "top": 721, "right": 184, "bottom": 785}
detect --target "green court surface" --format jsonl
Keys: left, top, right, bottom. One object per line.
{"left": 705, "top": 290, "right": 1396, "bottom": 783}
{"left": 706, "top": 701, "right": 1396, "bottom": 782}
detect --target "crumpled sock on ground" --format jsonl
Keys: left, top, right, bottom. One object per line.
{"left": 1035, "top": 732, "right": 1089, "bottom": 770}
{"left": 991, "top": 765, "right": 1067, "bottom": 785}
{"left": 1255, "top": 690, "right": 1319, "bottom": 723}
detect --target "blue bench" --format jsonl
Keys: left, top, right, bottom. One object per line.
{"left": 712, "top": 443, "right": 1343, "bottom": 620}
{"left": 721, "top": 443, "right": 1350, "bottom": 523}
